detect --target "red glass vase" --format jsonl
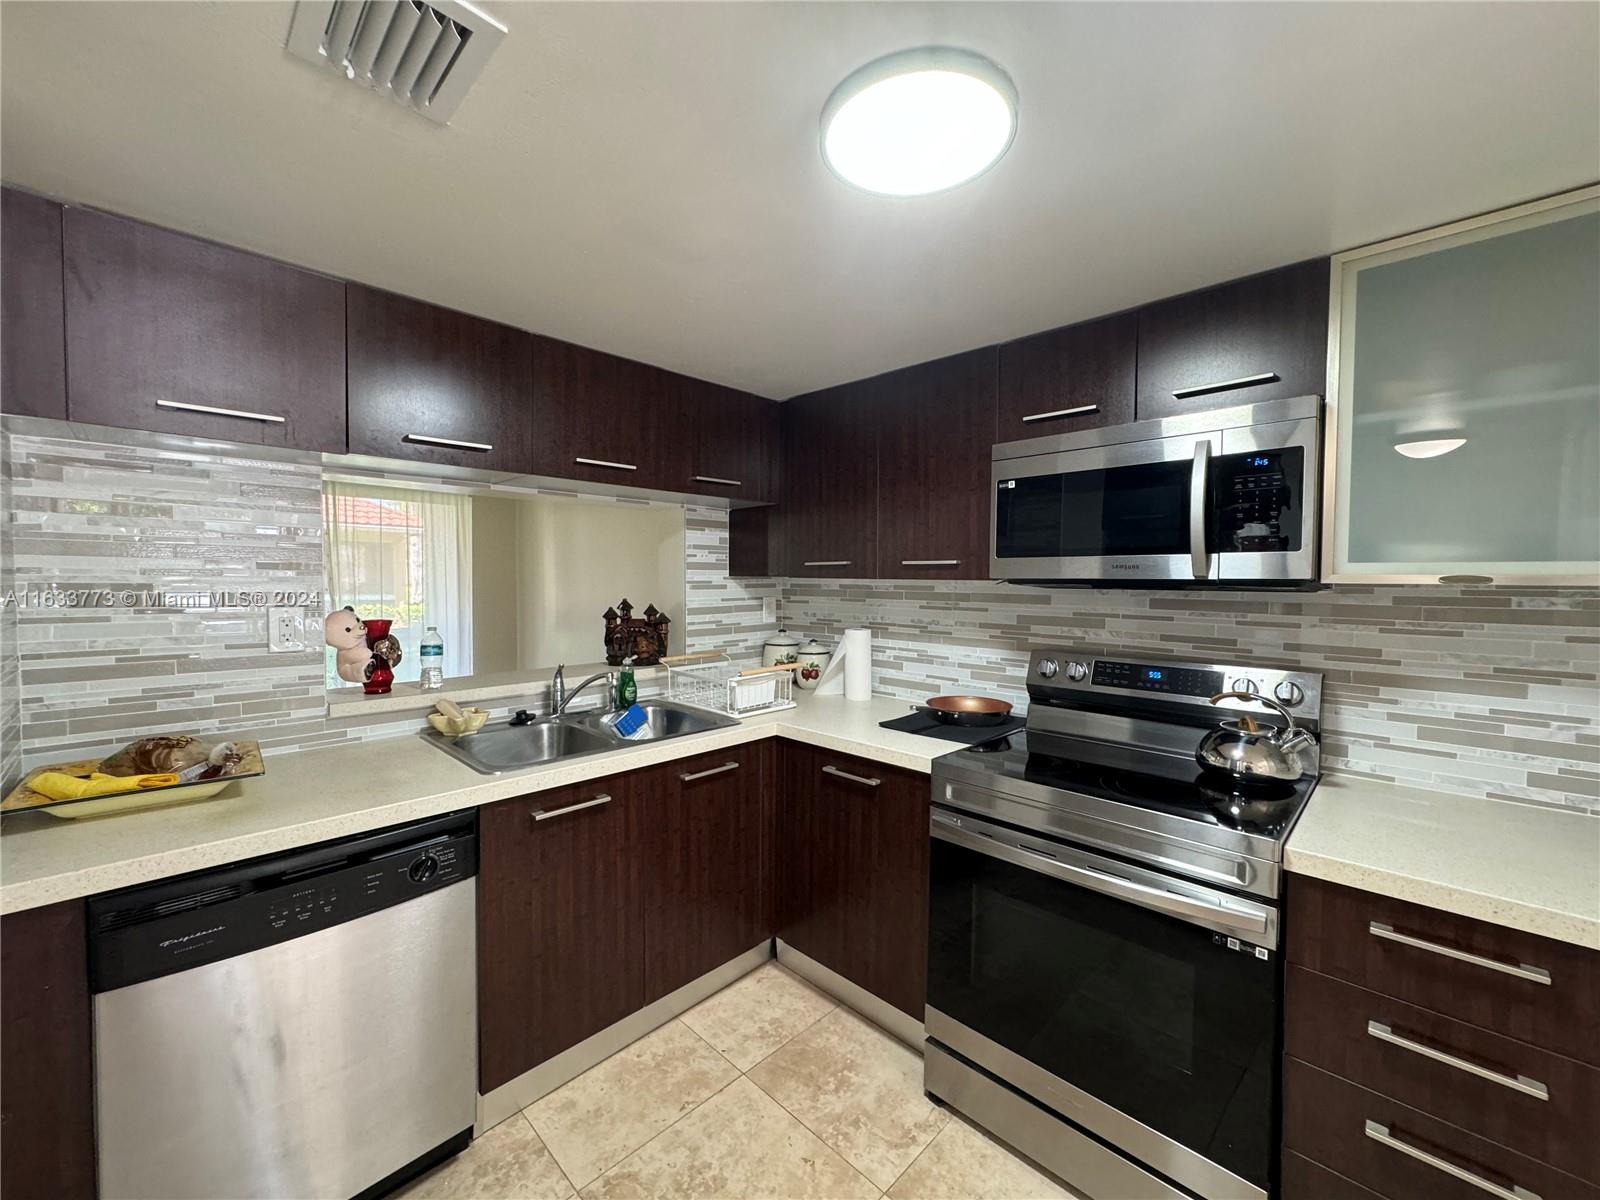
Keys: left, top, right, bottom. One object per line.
{"left": 362, "top": 618, "right": 395, "bottom": 695}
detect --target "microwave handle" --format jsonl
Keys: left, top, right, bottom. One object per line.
{"left": 1189, "top": 440, "right": 1211, "bottom": 578}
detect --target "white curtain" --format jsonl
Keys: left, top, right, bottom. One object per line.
{"left": 324, "top": 482, "right": 474, "bottom": 685}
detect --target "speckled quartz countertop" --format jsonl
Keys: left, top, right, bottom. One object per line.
{"left": 0, "top": 693, "right": 952, "bottom": 915}
{"left": 1285, "top": 774, "right": 1600, "bottom": 950}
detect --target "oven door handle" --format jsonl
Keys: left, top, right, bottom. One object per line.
{"left": 932, "top": 816, "right": 1268, "bottom": 937}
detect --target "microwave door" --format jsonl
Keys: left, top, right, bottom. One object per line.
{"left": 1213, "top": 413, "right": 1320, "bottom": 583}
{"left": 991, "top": 431, "right": 1223, "bottom": 582}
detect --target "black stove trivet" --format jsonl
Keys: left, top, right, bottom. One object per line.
{"left": 878, "top": 710, "right": 1024, "bottom": 746}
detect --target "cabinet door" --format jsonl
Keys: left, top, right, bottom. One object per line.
{"left": 1134, "top": 258, "right": 1329, "bottom": 419}
{"left": 529, "top": 339, "right": 657, "bottom": 486}
{"left": 0, "top": 901, "right": 96, "bottom": 1200}
{"left": 1327, "top": 190, "right": 1599, "bottom": 583}
{"left": 778, "top": 741, "right": 930, "bottom": 1020}
{"left": 876, "top": 348, "right": 997, "bottom": 579}
{"left": 778, "top": 382, "right": 877, "bottom": 576}
{"left": 642, "top": 744, "right": 771, "bottom": 1002}
{"left": 686, "top": 381, "right": 778, "bottom": 502}
{"left": 477, "top": 776, "right": 643, "bottom": 1092}
{"left": 997, "top": 312, "right": 1135, "bottom": 442}
{"left": 1, "top": 188, "right": 67, "bottom": 420}
{"left": 347, "top": 284, "right": 531, "bottom": 471}
{"left": 63, "top": 207, "right": 346, "bottom": 451}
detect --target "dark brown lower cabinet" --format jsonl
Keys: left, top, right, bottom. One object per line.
{"left": 0, "top": 900, "right": 96, "bottom": 1200}
{"left": 1281, "top": 1150, "right": 1384, "bottom": 1200}
{"left": 477, "top": 773, "right": 646, "bottom": 1093}
{"left": 642, "top": 744, "right": 772, "bottom": 1002}
{"left": 777, "top": 741, "right": 929, "bottom": 1020}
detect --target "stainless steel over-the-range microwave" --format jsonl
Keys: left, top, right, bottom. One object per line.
{"left": 990, "top": 395, "right": 1322, "bottom": 586}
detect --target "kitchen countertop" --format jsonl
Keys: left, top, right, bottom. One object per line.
{"left": 0, "top": 693, "right": 954, "bottom": 915}
{"left": 1285, "top": 774, "right": 1600, "bottom": 950}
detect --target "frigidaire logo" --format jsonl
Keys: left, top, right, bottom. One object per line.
{"left": 160, "top": 926, "right": 224, "bottom": 948}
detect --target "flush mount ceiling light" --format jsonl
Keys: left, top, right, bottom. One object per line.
{"left": 820, "top": 47, "right": 1018, "bottom": 197}
{"left": 1393, "top": 437, "right": 1467, "bottom": 459}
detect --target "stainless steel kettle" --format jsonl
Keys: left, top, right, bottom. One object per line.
{"left": 1195, "top": 690, "right": 1317, "bottom": 784}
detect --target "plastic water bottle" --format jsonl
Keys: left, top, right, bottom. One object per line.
{"left": 419, "top": 626, "right": 444, "bottom": 690}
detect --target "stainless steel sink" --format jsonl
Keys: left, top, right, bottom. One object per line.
{"left": 423, "top": 700, "right": 739, "bottom": 775}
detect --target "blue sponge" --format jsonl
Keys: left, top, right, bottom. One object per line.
{"left": 610, "top": 704, "right": 648, "bottom": 739}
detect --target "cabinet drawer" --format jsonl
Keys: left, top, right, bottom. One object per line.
{"left": 1281, "top": 1150, "right": 1384, "bottom": 1200}
{"left": 1285, "top": 1058, "right": 1599, "bottom": 1200}
{"left": 1287, "top": 966, "right": 1599, "bottom": 1182}
{"left": 1288, "top": 876, "right": 1600, "bottom": 1065}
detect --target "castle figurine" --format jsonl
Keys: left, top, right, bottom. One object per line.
{"left": 603, "top": 599, "right": 670, "bottom": 666}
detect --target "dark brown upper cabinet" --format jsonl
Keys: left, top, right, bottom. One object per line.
{"left": 1134, "top": 258, "right": 1331, "bottom": 420}
{"left": 685, "top": 380, "right": 778, "bottom": 503}
{"left": 62, "top": 207, "right": 347, "bottom": 452}
{"left": 876, "top": 348, "right": 997, "bottom": 579}
{"left": 347, "top": 284, "right": 531, "bottom": 471}
{"left": 528, "top": 338, "right": 662, "bottom": 487}
{"left": 997, "top": 311, "right": 1136, "bottom": 442}
{"left": 1, "top": 188, "right": 67, "bottom": 421}
{"left": 778, "top": 379, "right": 878, "bottom": 577}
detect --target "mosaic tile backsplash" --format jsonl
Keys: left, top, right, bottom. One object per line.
{"left": 2, "top": 423, "right": 1597, "bottom": 812}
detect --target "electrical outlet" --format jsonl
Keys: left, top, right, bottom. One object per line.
{"left": 763, "top": 598, "right": 777, "bottom": 624}
{"left": 267, "top": 607, "right": 301, "bottom": 653}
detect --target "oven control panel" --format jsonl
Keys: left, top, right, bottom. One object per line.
{"left": 1029, "top": 650, "right": 1323, "bottom": 721}
{"left": 1090, "top": 660, "right": 1222, "bottom": 698}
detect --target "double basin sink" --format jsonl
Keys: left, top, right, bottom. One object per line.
{"left": 422, "top": 700, "right": 740, "bottom": 775}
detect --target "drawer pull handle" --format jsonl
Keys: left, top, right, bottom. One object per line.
{"left": 404, "top": 433, "right": 493, "bottom": 452}
{"left": 680, "top": 761, "right": 740, "bottom": 783}
{"left": 693, "top": 475, "right": 743, "bottom": 487}
{"left": 1368, "top": 922, "right": 1552, "bottom": 985}
{"left": 822, "top": 765, "right": 880, "bottom": 788}
{"left": 1364, "top": 1120, "right": 1541, "bottom": 1200}
{"left": 1171, "top": 371, "right": 1279, "bottom": 400}
{"left": 802, "top": 560, "right": 851, "bottom": 567}
{"left": 533, "top": 793, "right": 611, "bottom": 821}
{"left": 156, "top": 399, "right": 286, "bottom": 424}
{"left": 901, "top": 559, "right": 959, "bottom": 566}
{"left": 1367, "top": 1021, "right": 1549, "bottom": 1100}
{"left": 575, "top": 457, "right": 637, "bottom": 471}
{"left": 1021, "top": 404, "right": 1098, "bottom": 423}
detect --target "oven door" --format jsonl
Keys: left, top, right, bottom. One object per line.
{"left": 990, "top": 430, "right": 1223, "bottom": 582}
{"left": 927, "top": 807, "right": 1279, "bottom": 1200}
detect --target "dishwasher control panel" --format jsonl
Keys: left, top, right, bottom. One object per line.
{"left": 88, "top": 811, "right": 477, "bottom": 993}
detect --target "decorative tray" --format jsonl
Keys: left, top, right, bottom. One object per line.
{"left": 1, "top": 740, "right": 265, "bottom": 820}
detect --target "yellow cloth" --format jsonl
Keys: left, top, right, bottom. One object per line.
{"left": 30, "top": 771, "right": 182, "bottom": 801}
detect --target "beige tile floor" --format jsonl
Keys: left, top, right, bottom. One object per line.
{"left": 397, "top": 962, "right": 1084, "bottom": 1200}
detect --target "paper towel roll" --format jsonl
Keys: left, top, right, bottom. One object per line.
{"left": 814, "top": 644, "right": 846, "bottom": 696}
{"left": 843, "top": 627, "right": 872, "bottom": 701}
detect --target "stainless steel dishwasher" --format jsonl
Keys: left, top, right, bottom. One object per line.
{"left": 88, "top": 811, "right": 478, "bottom": 1200}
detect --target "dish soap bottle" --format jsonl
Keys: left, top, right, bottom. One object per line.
{"left": 420, "top": 626, "right": 444, "bottom": 690}
{"left": 616, "top": 656, "right": 637, "bottom": 708}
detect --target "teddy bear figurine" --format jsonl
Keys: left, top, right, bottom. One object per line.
{"left": 324, "top": 606, "right": 370, "bottom": 685}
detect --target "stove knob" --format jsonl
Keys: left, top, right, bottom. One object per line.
{"left": 1036, "top": 658, "right": 1059, "bottom": 679}
{"left": 1231, "top": 677, "right": 1259, "bottom": 696}
{"left": 1273, "top": 680, "right": 1305, "bottom": 707}
{"left": 1065, "top": 661, "right": 1088, "bottom": 682}
{"left": 408, "top": 854, "right": 439, "bottom": 884}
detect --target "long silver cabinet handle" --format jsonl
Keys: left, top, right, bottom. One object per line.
{"left": 404, "top": 433, "right": 492, "bottom": 451}
{"left": 693, "top": 475, "right": 743, "bottom": 487}
{"left": 533, "top": 793, "right": 612, "bottom": 821}
{"left": 802, "top": 560, "right": 850, "bottom": 567}
{"left": 1021, "top": 404, "right": 1098, "bottom": 423}
{"left": 1363, "top": 1121, "right": 1541, "bottom": 1200}
{"left": 156, "top": 399, "right": 285, "bottom": 424}
{"left": 1369, "top": 922, "right": 1552, "bottom": 985}
{"left": 1171, "top": 371, "right": 1280, "bottom": 399}
{"left": 901, "top": 559, "right": 959, "bottom": 566}
{"left": 680, "top": 761, "right": 740, "bottom": 783}
{"left": 1189, "top": 440, "right": 1211, "bottom": 579}
{"left": 576, "top": 457, "right": 637, "bottom": 471}
{"left": 822, "top": 764, "right": 880, "bottom": 788}
{"left": 1366, "top": 1021, "right": 1548, "bottom": 1100}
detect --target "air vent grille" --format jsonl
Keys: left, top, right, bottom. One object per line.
{"left": 285, "top": 0, "right": 507, "bottom": 124}
{"left": 95, "top": 883, "right": 245, "bottom": 932}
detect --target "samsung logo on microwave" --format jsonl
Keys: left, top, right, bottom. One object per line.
{"left": 1109, "top": 563, "right": 1141, "bottom": 572}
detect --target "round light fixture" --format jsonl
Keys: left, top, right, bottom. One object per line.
{"left": 820, "top": 47, "right": 1017, "bottom": 197}
{"left": 1393, "top": 437, "right": 1467, "bottom": 459}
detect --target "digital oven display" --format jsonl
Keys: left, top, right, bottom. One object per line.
{"left": 1092, "top": 660, "right": 1224, "bottom": 697}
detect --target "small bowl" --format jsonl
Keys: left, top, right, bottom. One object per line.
{"left": 428, "top": 707, "right": 489, "bottom": 738}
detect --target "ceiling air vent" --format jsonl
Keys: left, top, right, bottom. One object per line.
{"left": 285, "top": 0, "right": 507, "bottom": 125}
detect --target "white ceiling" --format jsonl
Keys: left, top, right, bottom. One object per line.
{"left": 2, "top": 2, "right": 1596, "bottom": 399}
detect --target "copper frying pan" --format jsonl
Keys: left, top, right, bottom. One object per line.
{"left": 913, "top": 695, "right": 1015, "bottom": 727}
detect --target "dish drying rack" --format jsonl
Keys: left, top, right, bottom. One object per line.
{"left": 665, "top": 653, "right": 795, "bottom": 717}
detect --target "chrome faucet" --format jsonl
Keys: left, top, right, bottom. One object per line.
{"left": 554, "top": 669, "right": 617, "bottom": 716}
{"left": 550, "top": 664, "right": 567, "bottom": 712}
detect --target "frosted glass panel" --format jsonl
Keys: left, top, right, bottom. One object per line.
{"left": 1340, "top": 203, "right": 1599, "bottom": 572}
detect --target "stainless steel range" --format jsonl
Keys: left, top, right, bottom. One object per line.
{"left": 924, "top": 649, "right": 1324, "bottom": 1200}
